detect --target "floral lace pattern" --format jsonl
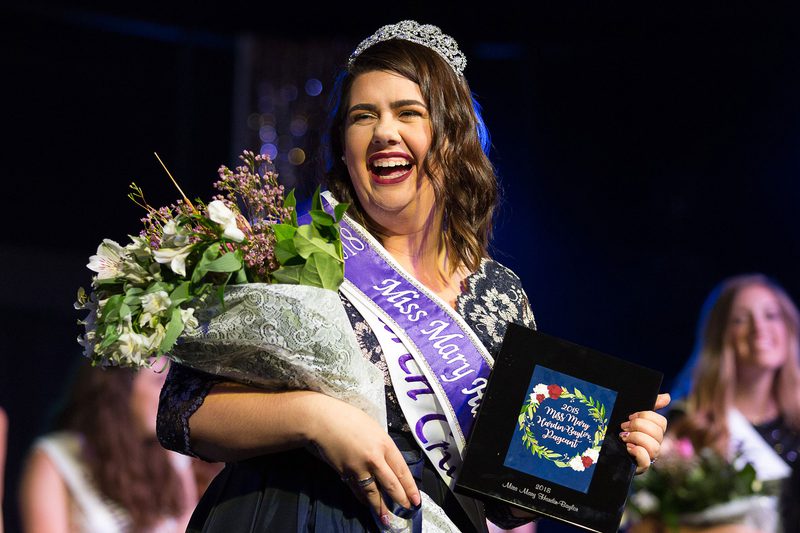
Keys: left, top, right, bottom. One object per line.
{"left": 458, "top": 259, "right": 537, "bottom": 349}
{"left": 157, "top": 364, "right": 223, "bottom": 459}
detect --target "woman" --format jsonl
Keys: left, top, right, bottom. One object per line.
{"left": 633, "top": 274, "right": 800, "bottom": 532}
{"left": 157, "top": 21, "right": 669, "bottom": 532}
{"left": 19, "top": 362, "right": 198, "bottom": 532}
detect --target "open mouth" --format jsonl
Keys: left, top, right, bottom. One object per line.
{"left": 368, "top": 154, "right": 414, "bottom": 183}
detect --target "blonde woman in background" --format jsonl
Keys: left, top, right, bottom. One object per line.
{"left": 632, "top": 274, "right": 800, "bottom": 533}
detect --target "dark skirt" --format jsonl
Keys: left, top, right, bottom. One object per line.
{"left": 187, "top": 441, "right": 487, "bottom": 533}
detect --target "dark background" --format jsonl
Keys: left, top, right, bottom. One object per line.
{"left": 2, "top": 2, "right": 799, "bottom": 532}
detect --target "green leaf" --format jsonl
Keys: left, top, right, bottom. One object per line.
{"left": 145, "top": 282, "right": 174, "bottom": 294}
{"left": 311, "top": 185, "right": 322, "bottom": 211}
{"left": 284, "top": 189, "right": 297, "bottom": 226}
{"left": 159, "top": 308, "right": 185, "bottom": 353}
{"left": 309, "top": 209, "right": 335, "bottom": 227}
{"left": 205, "top": 251, "right": 242, "bottom": 273}
{"left": 169, "top": 281, "right": 192, "bottom": 307}
{"left": 101, "top": 294, "right": 124, "bottom": 322}
{"left": 192, "top": 243, "right": 222, "bottom": 283}
{"left": 272, "top": 223, "right": 297, "bottom": 242}
{"left": 334, "top": 202, "right": 349, "bottom": 222}
{"left": 271, "top": 265, "right": 303, "bottom": 284}
{"left": 235, "top": 266, "right": 248, "bottom": 284}
{"left": 301, "top": 253, "right": 343, "bottom": 290}
{"left": 294, "top": 225, "right": 340, "bottom": 260}
{"left": 274, "top": 239, "right": 302, "bottom": 266}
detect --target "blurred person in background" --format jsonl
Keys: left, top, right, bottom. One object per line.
{"left": 629, "top": 274, "right": 800, "bottom": 533}
{"left": 18, "top": 360, "right": 202, "bottom": 532}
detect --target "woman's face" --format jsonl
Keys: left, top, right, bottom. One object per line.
{"left": 342, "top": 70, "right": 435, "bottom": 233}
{"left": 727, "top": 284, "right": 789, "bottom": 371}
{"left": 130, "top": 364, "right": 168, "bottom": 436}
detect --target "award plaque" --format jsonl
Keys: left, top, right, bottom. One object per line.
{"left": 455, "top": 324, "right": 663, "bottom": 533}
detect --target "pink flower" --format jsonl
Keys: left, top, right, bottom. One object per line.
{"left": 548, "top": 384, "right": 563, "bottom": 399}
{"left": 676, "top": 438, "right": 695, "bottom": 459}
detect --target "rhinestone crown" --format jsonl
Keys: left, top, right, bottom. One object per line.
{"left": 348, "top": 20, "right": 466, "bottom": 76}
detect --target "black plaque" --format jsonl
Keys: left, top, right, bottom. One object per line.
{"left": 455, "top": 324, "right": 663, "bottom": 533}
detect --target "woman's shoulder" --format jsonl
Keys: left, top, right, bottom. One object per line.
{"left": 464, "top": 258, "right": 526, "bottom": 294}
{"left": 457, "top": 258, "right": 537, "bottom": 347}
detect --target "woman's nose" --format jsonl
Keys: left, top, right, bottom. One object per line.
{"left": 372, "top": 117, "right": 401, "bottom": 145}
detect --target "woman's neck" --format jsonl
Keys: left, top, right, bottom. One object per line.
{"left": 381, "top": 231, "right": 449, "bottom": 290}
{"left": 733, "top": 368, "right": 780, "bottom": 425}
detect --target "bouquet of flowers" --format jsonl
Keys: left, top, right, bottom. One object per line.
{"left": 628, "top": 436, "right": 777, "bottom": 531}
{"left": 76, "top": 150, "right": 385, "bottom": 423}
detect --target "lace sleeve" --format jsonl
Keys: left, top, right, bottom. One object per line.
{"left": 157, "top": 363, "right": 223, "bottom": 460}
{"left": 457, "top": 259, "right": 537, "bottom": 356}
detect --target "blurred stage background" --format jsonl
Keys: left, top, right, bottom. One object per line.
{"left": 2, "top": 2, "right": 799, "bottom": 531}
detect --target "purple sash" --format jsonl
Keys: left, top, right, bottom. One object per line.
{"left": 305, "top": 194, "right": 493, "bottom": 444}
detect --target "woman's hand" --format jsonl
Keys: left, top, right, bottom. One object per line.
{"left": 621, "top": 393, "right": 670, "bottom": 474}
{"left": 308, "top": 395, "right": 421, "bottom": 526}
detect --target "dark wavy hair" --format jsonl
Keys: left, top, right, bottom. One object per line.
{"left": 322, "top": 39, "right": 498, "bottom": 273}
{"left": 53, "top": 363, "right": 185, "bottom": 529}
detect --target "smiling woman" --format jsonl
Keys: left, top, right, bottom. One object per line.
{"left": 628, "top": 274, "right": 800, "bottom": 533}
{"left": 155, "top": 20, "right": 669, "bottom": 533}
{"left": 342, "top": 70, "right": 436, "bottom": 235}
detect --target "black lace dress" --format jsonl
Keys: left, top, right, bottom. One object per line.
{"left": 157, "top": 259, "right": 536, "bottom": 532}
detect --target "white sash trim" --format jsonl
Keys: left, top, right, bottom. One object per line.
{"left": 341, "top": 282, "right": 463, "bottom": 489}
{"left": 727, "top": 408, "right": 792, "bottom": 481}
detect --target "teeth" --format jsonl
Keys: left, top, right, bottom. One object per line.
{"left": 372, "top": 158, "right": 411, "bottom": 168}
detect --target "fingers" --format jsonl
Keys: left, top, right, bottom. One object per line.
{"left": 352, "top": 473, "right": 387, "bottom": 526}
{"left": 653, "top": 393, "right": 671, "bottom": 411}
{"left": 621, "top": 409, "right": 667, "bottom": 474}
{"left": 343, "top": 449, "right": 420, "bottom": 527}
{"left": 626, "top": 442, "right": 653, "bottom": 475}
{"left": 379, "top": 445, "right": 421, "bottom": 509}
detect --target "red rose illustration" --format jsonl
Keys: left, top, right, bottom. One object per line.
{"left": 536, "top": 394, "right": 545, "bottom": 403}
{"left": 547, "top": 384, "right": 562, "bottom": 399}
{"left": 581, "top": 456, "right": 594, "bottom": 468}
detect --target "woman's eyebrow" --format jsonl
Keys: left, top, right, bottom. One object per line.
{"left": 347, "top": 100, "right": 427, "bottom": 114}
{"left": 390, "top": 99, "right": 427, "bottom": 109}
{"left": 348, "top": 103, "right": 378, "bottom": 113}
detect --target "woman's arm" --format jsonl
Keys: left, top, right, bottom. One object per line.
{"left": 180, "top": 381, "right": 421, "bottom": 526}
{"left": 18, "top": 448, "right": 70, "bottom": 533}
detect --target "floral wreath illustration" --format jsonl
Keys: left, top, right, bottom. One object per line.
{"left": 517, "top": 383, "right": 608, "bottom": 472}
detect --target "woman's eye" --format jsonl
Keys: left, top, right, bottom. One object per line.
{"left": 399, "top": 109, "right": 422, "bottom": 118}
{"left": 351, "top": 113, "right": 375, "bottom": 123}
{"left": 730, "top": 315, "right": 747, "bottom": 326}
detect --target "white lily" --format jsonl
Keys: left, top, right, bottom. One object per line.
{"left": 161, "top": 219, "right": 191, "bottom": 248}
{"left": 208, "top": 200, "right": 245, "bottom": 242}
{"left": 141, "top": 291, "right": 171, "bottom": 315}
{"left": 117, "top": 331, "right": 149, "bottom": 366}
{"left": 153, "top": 244, "right": 194, "bottom": 277}
{"left": 180, "top": 307, "right": 199, "bottom": 330}
{"left": 87, "top": 239, "right": 126, "bottom": 279}
{"left": 145, "top": 323, "right": 167, "bottom": 352}
{"left": 139, "top": 291, "right": 171, "bottom": 328}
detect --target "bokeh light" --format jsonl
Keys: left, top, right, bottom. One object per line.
{"left": 260, "top": 143, "right": 278, "bottom": 160}
{"left": 290, "top": 115, "right": 308, "bottom": 137}
{"left": 259, "top": 125, "right": 277, "bottom": 143}
{"left": 288, "top": 148, "right": 306, "bottom": 165}
{"left": 305, "top": 78, "right": 323, "bottom": 96}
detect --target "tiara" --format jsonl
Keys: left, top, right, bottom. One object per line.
{"left": 348, "top": 20, "right": 467, "bottom": 76}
